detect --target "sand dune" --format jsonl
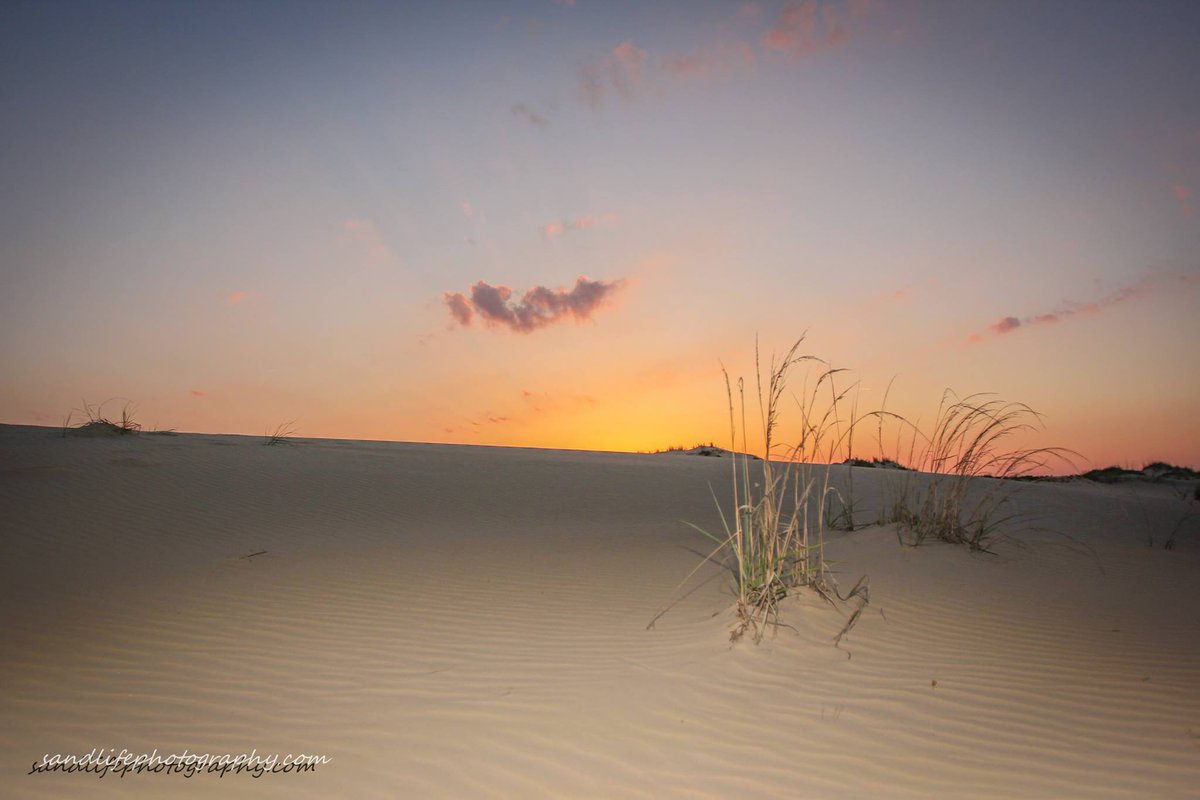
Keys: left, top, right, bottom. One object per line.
{"left": 1, "top": 423, "right": 1197, "bottom": 798}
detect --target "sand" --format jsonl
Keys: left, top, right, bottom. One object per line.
{"left": 1, "top": 422, "right": 1198, "bottom": 798}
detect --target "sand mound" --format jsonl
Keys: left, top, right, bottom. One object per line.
{"left": 1, "top": 424, "right": 1197, "bottom": 797}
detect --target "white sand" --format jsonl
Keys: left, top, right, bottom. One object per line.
{"left": 1, "top": 423, "right": 1198, "bottom": 798}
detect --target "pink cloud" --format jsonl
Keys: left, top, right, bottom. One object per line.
{"left": 580, "top": 39, "right": 650, "bottom": 107}
{"left": 225, "top": 291, "right": 250, "bottom": 306}
{"left": 1173, "top": 184, "right": 1194, "bottom": 218}
{"left": 190, "top": 389, "right": 206, "bottom": 397}
{"left": 444, "top": 292, "right": 474, "bottom": 327}
{"left": 579, "top": 2, "right": 872, "bottom": 111}
{"left": 762, "top": 0, "right": 850, "bottom": 59}
{"left": 443, "top": 275, "right": 626, "bottom": 333}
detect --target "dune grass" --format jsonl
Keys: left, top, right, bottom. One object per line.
{"left": 63, "top": 399, "right": 142, "bottom": 436}
{"left": 681, "top": 337, "right": 867, "bottom": 642}
{"left": 1124, "top": 483, "right": 1200, "bottom": 550}
{"left": 263, "top": 421, "right": 299, "bottom": 446}
{"left": 1164, "top": 487, "right": 1199, "bottom": 550}
{"left": 662, "top": 337, "right": 1073, "bottom": 641}
{"left": 873, "top": 391, "right": 1075, "bottom": 552}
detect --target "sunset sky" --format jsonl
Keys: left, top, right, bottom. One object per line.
{"left": 2, "top": 0, "right": 1198, "bottom": 469}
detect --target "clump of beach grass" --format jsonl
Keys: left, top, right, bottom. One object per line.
{"left": 677, "top": 337, "right": 867, "bottom": 643}
{"left": 63, "top": 399, "right": 142, "bottom": 437}
{"left": 263, "top": 420, "right": 299, "bottom": 446}
{"left": 1160, "top": 486, "right": 1197, "bottom": 550}
{"left": 873, "top": 391, "right": 1074, "bottom": 552}
{"left": 1124, "top": 483, "right": 1200, "bottom": 550}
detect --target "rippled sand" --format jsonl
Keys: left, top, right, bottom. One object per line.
{"left": 1, "top": 424, "right": 1197, "bottom": 798}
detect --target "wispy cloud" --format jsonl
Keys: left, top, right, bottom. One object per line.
{"left": 966, "top": 275, "right": 1174, "bottom": 344}
{"left": 518, "top": 388, "right": 597, "bottom": 415}
{"left": 189, "top": 389, "right": 206, "bottom": 397}
{"left": 578, "top": 2, "right": 872, "bottom": 109}
{"left": 539, "top": 212, "right": 617, "bottom": 239}
{"left": 512, "top": 102, "right": 549, "bottom": 127}
{"left": 659, "top": 42, "right": 756, "bottom": 78}
{"left": 1173, "top": 183, "right": 1194, "bottom": 218}
{"left": 443, "top": 275, "right": 625, "bottom": 333}
{"left": 580, "top": 39, "right": 650, "bottom": 107}
{"left": 225, "top": 290, "right": 250, "bottom": 306}
{"left": 762, "top": 0, "right": 848, "bottom": 59}
{"left": 343, "top": 218, "right": 392, "bottom": 268}
{"left": 443, "top": 388, "right": 598, "bottom": 437}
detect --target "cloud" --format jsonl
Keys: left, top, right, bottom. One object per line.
{"left": 659, "top": 42, "right": 756, "bottom": 78}
{"left": 1173, "top": 183, "right": 1194, "bottom": 218}
{"left": 443, "top": 275, "right": 625, "bottom": 333}
{"left": 580, "top": 39, "right": 650, "bottom": 107}
{"left": 518, "top": 388, "right": 597, "bottom": 415}
{"left": 461, "top": 201, "right": 475, "bottom": 219}
{"left": 512, "top": 103, "right": 549, "bottom": 127}
{"left": 190, "top": 389, "right": 206, "bottom": 397}
{"left": 578, "top": 3, "right": 872, "bottom": 110}
{"left": 969, "top": 276, "right": 1166, "bottom": 344}
{"left": 444, "top": 292, "right": 474, "bottom": 327}
{"left": 225, "top": 291, "right": 250, "bottom": 306}
{"left": 762, "top": 0, "right": 848, "bottom": 59}
{"left": 343, "top": 218, "right": 392, "bottom": 268}
{"left": 989, "top": 316, "right": 1022, "bottom": 335}
{"left": 539, "top": 212, "right": 617, "bottom": 239}
{"left": 552, "top": 0, "right": 575, "bottom": 6}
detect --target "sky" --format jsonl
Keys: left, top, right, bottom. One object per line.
{"left": 2, "top": 0, "right": 1198, "bottom": 470}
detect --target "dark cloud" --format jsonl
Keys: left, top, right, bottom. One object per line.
{"left": 443, "top": 275, "right": 625, "bottom": 333}
{"left": 989, "top": 316, "right": 1022, "bottom": 335}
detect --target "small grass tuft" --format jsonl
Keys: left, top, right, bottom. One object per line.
{"left": 64, "top": 399, "right": 142, "bottom": 436}
{"left": 263, "top": 421, "right": 299, "bottom": 446}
